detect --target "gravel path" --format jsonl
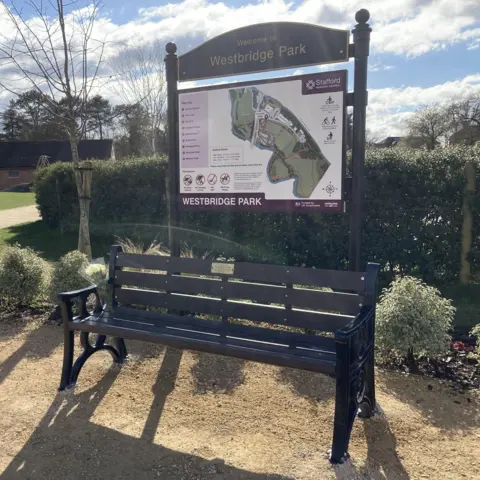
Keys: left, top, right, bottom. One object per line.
{"left": 0, "top": 318, "right": 479, "bottom": 479}
{"left": 0, "top": 205, "right": 40, "bottom": 229}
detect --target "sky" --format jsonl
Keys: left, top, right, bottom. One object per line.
{"left": 0, "top": 0, "right": 479, "bottom": 139}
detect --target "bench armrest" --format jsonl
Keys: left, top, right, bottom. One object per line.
{"left": 57, "top": 285, "right": 99, "bottom": 302}
{"left": 335, "top": 306, "right": 374, "bottom": 341}
{"left": 57, "top": 285, "right": 102, "bottom": 320}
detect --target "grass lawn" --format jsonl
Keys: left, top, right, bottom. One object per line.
{"left": 0, "top": 192, "right": 35, "bottom": 210}
{"left": 0, "top": 220, "right": 113, "bottom": 261}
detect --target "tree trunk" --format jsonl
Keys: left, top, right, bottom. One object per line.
{"left": 69, "top": 134, "right": 92, "bottom": 260}
{"left": 151, "top": 131, "right": 156, "bottom": 155}
{"left": 406, "top": 348, "right": 418, "bottom": 373}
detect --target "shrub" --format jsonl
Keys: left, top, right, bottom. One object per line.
{"left": 471, "top": 324, "right": 480, "bottom": 353}
{"left": 376, "top": 276, "right": 455, "bottom": 365}
{"left": 50, "top": 251, "right": 91, "bottom": 301}
{"left": 0, "top": 245, "right": 50, "bottom": 305}
{"left": 86, "top": 263, "right": 108, "bottom": 302}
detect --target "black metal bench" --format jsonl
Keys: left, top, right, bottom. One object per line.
{"left": 57, "top": 245, "right": 380, "bottom": 463}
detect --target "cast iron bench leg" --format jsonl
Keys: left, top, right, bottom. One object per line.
{"left": 59, "top": 332, "right": 126, "bottom": 390}
{"left": 331, "top": 372, "right": 357, "bottom": 463}
{"left": 330, "top": 337, "right": 362, "bottom": 463}
{"left": 59, "top": 328, "right": 74, "bottom": 391}
{"left": 114, "top": 338, "right": 128, "bottom": 362}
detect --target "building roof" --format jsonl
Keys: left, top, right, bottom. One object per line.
{"left": 374, "top": 136, "right": 431, "bottom": 149}
{"left": 374, "top": 137, "right": 401, "bottom": 148}
{"left": 0, "top": 139, "right": 113, "bottom": 169}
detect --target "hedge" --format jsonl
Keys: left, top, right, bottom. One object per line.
{"left": 34, "top": 157, "right": 169, "bottom": 230}
{"left": 34, "top": 146, "right": 480, "bottom": 285}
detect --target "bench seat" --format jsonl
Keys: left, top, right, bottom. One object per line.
{"left": 73, "top": 309, "right": 337, "bottom": 375}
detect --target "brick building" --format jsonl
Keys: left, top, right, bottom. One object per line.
{"left": 0, "top": 139, "right": 114, "bottom": 190}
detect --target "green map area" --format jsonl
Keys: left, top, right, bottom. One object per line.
{"left": 229, "top": 86, "right": 330, "bottom": 198}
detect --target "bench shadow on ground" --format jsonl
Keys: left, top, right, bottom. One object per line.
{"left": 276, "top": 366, "right": 335, "bottom": 403}
{"left": 1, "top": 349, "right": 293, "bottom": 480}
{"left": 0, "top": 324, "right": 170, "bottom": 390}
{"left": 191, "top": 352, "right": 246, "bottom": 394}
{"left": 0, "top": 322, "right": 61, "bottom": 387}
{"left": 382, "top": 371, "right": 480, "bottom": 430}
{"left": 334, "top": 412, "right": 410, "bottom": 480}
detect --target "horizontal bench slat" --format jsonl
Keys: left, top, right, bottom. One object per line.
{"left": 115, "top": 253, "right": 365, "bottom": 293}
{"left": 115, "top": 271, "right": 362, "bottom": 315}
{"left": 113, "top": 306, "right": 336, "bottom": 351}
{"left": 105, "top": 315, "right": 331, "bottom": 360}
{"left": 72, "top": 313, "right": 336, "bottom": 375}
{"left": 115, "top": 288, "right": 354, "bottom": 332}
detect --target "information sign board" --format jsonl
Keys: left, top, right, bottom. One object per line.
{"left": 178, "top": 70, "right": 347, "bottom": 212}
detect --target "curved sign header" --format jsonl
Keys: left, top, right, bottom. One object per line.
{"left": 178, "top": 22, "right": 350, "bottom": 82}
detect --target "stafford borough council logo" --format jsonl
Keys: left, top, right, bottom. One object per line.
{"left": 305, "top": 79, "right": 316, "bottom": 90}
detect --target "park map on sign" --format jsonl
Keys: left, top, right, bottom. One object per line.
{"left": 229, "top": 86, "right": 330, "bottom": 198}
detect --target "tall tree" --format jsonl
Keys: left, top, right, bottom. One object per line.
{"left": 1, "top": 101, "right": 24, "bottom": 139}
{"left": 113, "top": 103, "right": 151, "bottom": 157}
{"left": 405, "top": 104, "right": 448, "bottom": 150}
{"left": 112, "top": 41, "right": 167, "bottom": 155}
{"left": 84, "top": 95, "right": 114, "bottom": 140}
{"left": 0, "top": 0, "right": 109, "bottom": 259}
{"left": 8, "top": 89, "right": 66, "bottom": 140}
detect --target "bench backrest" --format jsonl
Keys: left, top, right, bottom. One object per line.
{"left": 108, "top": 245, "right": 379, "bottom": 334}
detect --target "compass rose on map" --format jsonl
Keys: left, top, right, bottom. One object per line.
{"left": 323, "top": 181, "right": 338, "bottom": 197}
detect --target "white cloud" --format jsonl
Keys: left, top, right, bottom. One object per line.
{"left": 367, "top": 74, "right": 480, "bottom": 138}
{"left": 0, "top": 1, "right": 479, "bottom": 142}
{"left": 0, "top": 1, "right": 477, "bottom": 78}
{"left": 124, "top": 1, "right": 480, "bottom": 58}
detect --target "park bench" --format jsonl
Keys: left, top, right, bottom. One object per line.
{"left": 57, "top": 245, "right": 380, "bottom": 463}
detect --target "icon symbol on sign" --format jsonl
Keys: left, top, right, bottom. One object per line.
{"left": 326, "top": 132, "right": 334, "bottom": 141}
{"left": 305, "top": 79, "right": 315, "bottom": 90}
{"left": 220, "top": 173, "right": 230, "bottom": 185}
{"left": 196, "top": 174, "right": 205, "bottom": 185}
{"left": 183, "top": 175, "right": 193, "bottom": 186}
{"left": 207, "top": 174, "right": 217, "bottom": 185}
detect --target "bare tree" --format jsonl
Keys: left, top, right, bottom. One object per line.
{"left": 445, "top": 94, "right": 480, "bottom": 145}
{"left": 405, "top": 104, "right": 448, "bottom": 150}
{"left": 111, "top": 41, "right": 167, "bottom": 155}
{"left": 0, "top": 0, "right": 110, "bottom": 259}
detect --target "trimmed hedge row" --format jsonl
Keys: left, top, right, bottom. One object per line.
{"left": 34, "top": 146, "right": 480, "bottom": 284}
{"left": 35, "top": 157, "right": 169, "bottom": 229}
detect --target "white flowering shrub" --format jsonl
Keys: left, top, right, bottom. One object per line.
{"left": 49, "top": 251, "right": 91, "bottom": 301}
{"left": 376, "top": 276, "right": 455, "bottom": 362}
{"left": 85, "top": 263, "right": 107, "bottom": 302}
{"left": 0, "top": 245, "right": 50, "bottom": 305}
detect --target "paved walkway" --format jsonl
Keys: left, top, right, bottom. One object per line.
{"left": 0, "top": 205, "right": 40, "bottom": 229}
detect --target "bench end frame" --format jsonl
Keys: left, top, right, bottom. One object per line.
{"left": 330, "top": 262, "right": 380, "bottom": 463}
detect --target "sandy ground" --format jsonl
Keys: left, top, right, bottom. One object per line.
{"left": 0, "top": 205, "right": 39, "bottom": 229}
{"left": 0, "top": 319, "right": 479, "bottom": 480}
